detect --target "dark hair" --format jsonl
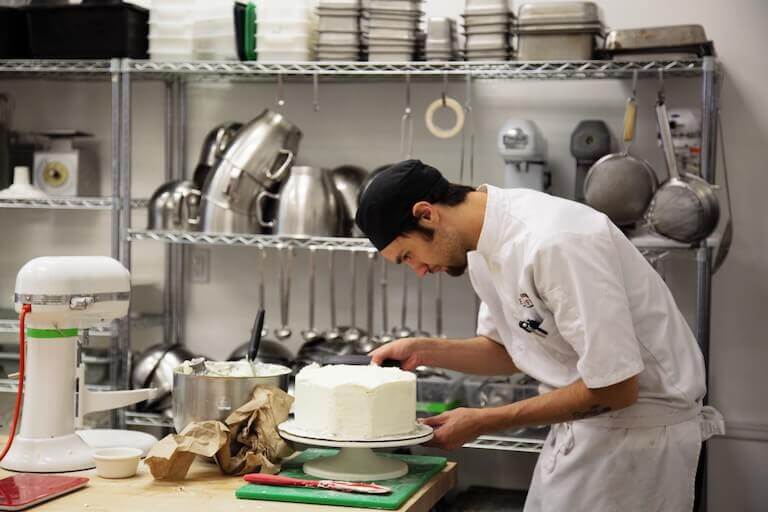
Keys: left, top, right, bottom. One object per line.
{"left": 399, "top": 182, "right": 475, "bottom": 239}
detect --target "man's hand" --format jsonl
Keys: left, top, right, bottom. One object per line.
{"left": 369, "top": 337, "right": 440, "bottom": 371}
{"left": 421, "top": 408, "right": 486, "bottom": 451}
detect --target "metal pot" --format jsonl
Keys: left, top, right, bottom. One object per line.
{"left": 646, "top": 94, "right": 719, "bottom": 243}
{"left": 262, "top": 166, "right": 345, "bottom": 236}
{"left": 147, "top": 180, "right": 202, "bottom": 231}
{"left": 329, "top": 165, "right": 368, "bottom": 236}
{"left": 172, "top": 365, "right": 291, "bottom": 433}
{"left": 201, "top": 109, "right": 301, "bottom": 234}
{"left": 193, "top": 121, "right": 243, "bottom": 190}
{"left": 131, "top": 343, "right": 198, "bottom": 410}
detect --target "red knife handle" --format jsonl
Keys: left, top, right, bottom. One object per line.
{"left": 244, "top": 473, "right": 318, "bottom": 488}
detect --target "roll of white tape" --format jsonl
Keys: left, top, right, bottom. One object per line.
{"left": 424, "top": 97, "right": 465, "bottom": 139}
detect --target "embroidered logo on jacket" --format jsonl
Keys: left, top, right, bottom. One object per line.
{"left": 518, "top": 293, "right": 534, "bottom": 308}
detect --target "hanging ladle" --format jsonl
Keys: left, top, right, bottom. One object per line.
{"left": 394, "top": 266, "right": 415, "bottom": 339}
{"left": 274, "top": 244, "right": 293, "bottom": 340}
{"left": 301, "top": 246, "right": 323, "bottom": 343}
{"left": 354, "top": 251, "right": 379, "bottom": 354}
{"left": 343, "top": 251, "right": 364, "bottom": 344}
{"left": 377, "top": 257, "right": 395, "bottom": 345}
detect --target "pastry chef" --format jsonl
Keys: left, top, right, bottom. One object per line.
{"left": 357, "top": 159, "right": 724, "bottom": 511}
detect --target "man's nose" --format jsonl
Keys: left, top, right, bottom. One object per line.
{"left": 408, "top": 261, "right": 429, "bottom": 278}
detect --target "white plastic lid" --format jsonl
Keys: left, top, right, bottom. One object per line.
{"left": 13, "top": 166, "right": 31, "bottom": 186}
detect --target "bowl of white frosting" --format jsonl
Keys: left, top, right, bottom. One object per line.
{"left": 172, "top": 360, "right": 292, "bottom": 433}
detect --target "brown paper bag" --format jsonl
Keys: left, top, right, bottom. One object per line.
{"left": 145, "top": 421, "right": 229, "bottom": 480}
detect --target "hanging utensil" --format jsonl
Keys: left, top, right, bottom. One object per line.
{"left": 395, "top": 266, "right": 414, "bottom": 339}
{"left": 415, "top": 277, "right": 430, "bottom": 337}
{"left": 584, "top": 70, "right": 659, "bottom": 226}
{"left": 301, "top": 246, "right": 323, "bottom": 343}
{"left": 377, "top": 258, "right": 395, "bottom": 344}
{"left": 435, "top": 272, "right": 446, "bottom": 339}
{"left": 400, "top": 73, "right": 414, "bottom": 160}
{"left": 646, "top": 71, "right": 719, "bottom": 243}
{"left": 324, "top": 248, "right": 344, "bottom": 342}
{"left": 275, "top": 245, "right": 293, "bottom": 340}
{"left": 354, "top": 251, "right": 379, "bottom": 354}
{"left": 343, "top": 252, "right": 364, "bottom": 344}
{"left": 712, "top": 113, "right": 732, "bottom": 273}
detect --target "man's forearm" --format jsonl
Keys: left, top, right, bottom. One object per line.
{"left": 426, "top": 336, "right": 518, "bottom": 375}
{"left": 479, "top": 376, "right": 639, "bottom": 433}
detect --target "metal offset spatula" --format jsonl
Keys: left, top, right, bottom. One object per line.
{"left": 244, "top": 473, "right": 392, "bottom": 495}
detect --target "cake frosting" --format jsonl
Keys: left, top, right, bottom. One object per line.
{"left": 293, "top": 364, "right": 417, "bottom": 439}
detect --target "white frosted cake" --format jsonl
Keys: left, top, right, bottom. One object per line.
{"left": 293, "top": 364, "right": 417, "bottom": 439}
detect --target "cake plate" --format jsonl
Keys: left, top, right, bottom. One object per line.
{"left": 278, "top": 420, "right": 434, "bottom": 481}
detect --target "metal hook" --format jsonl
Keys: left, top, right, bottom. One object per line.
{"left": 441, "top": 72, "right": 448, "bottom": 107}
{"left": 631, "top": 70, "right": 638, "bottom": 100}
{"left": 657, "top": 68, "right": 665, "bottom": 103}
{"left": 400, "top": 73, "right": 414, "bottom": 159}
{"left": 276, "top": 73, "right": 285, "bottom": 107}
{"left": 312, "top": 73, "right": 319, "bottom": 112}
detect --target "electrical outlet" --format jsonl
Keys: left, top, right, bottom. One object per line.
{"left": 190, "top": 248, "right": 210, "bottom": 284}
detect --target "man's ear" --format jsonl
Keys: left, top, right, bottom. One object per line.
{"left": 412, "top": 201, "right": 439, "bottom": 226}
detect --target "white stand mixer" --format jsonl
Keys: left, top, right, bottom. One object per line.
{"left": 1, "top": 256, "right": 159, "bottom": 473}
{"left": 498, "top": 119, "right": 550, "bottom": 191}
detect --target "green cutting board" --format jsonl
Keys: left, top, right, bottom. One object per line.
{"left": 236, "top": 449, "right": 447, "bottom": 510}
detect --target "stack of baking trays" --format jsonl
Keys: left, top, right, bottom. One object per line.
{"left": 461, "top": 0, "right": 513, "bottom": 61}
{"left": 316, "top": 0, "right": 366, "bottom": 61}
{"left": 367, "top": 0, "right": 424, "bottom": 62}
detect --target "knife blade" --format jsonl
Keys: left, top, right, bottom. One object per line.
{"left": 243, "top": 473, "right": 392, "bottom": 495}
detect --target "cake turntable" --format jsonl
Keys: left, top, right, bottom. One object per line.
{"left": 278, "top": 421, "right": 433, "bottom": 481}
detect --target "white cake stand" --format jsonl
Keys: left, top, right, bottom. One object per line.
{"left": 278, "top": 420, "right": 433, "bottom": 482}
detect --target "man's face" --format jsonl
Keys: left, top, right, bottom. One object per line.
{"left": 380, "top": 225, "right": 468, "bottom": 277}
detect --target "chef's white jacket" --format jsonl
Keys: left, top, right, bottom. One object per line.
{"left": 468, "top": 185, "right": 723, "bottom": 511}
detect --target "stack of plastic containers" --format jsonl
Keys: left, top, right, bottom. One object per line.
{"left": 315, "top": 0, "right": 365, "bottom": 61}
{"left": 193, "top": 0, "right": 237, "bottom": 60}
{"left": 257, "top": 0, "right": 314, "bottom": 62}
{"left": 149, "top": 0, "right": 236, "bottom": 61}
{"left": 149, "top": 0, "right": 195, "bottom": 61}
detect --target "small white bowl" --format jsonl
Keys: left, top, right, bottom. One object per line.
{"left": 92, "top": 447, "right": 143, "bottom": 479}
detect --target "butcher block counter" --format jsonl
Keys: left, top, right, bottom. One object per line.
{"left": 0, "top": 451, "right": 457, "bottom": 511}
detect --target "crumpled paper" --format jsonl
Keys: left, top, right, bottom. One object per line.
{"left": 145, "top": 385, "right": 294, "bottom": 480}
{"left": 145, "top": 421, "right": 229, "bottom": 480}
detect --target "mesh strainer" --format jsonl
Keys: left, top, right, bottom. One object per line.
{"left": 646, "top": 96, "right": 719, "bottom": 243}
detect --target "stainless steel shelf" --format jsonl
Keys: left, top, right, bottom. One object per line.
{"left": 0, "top": 379, "right": 112, "bottom": 393}
{"left": 464, "top": 434, "right": 545, "bottom": 453}
{"left": 124, "top": 411, "right": 174, "bottom": 429}
{"left": 128, "top": 229, "right": 376, "bottom": 251}
{"left": 128, "top": 228, "right": 710, "bottom": 253}
{"left": 0, "top": 197, "right": 148, "bottom": 210}
{"left": 0, "top": 59, "right": 115, "bottom": 80}
{"left": 126, "top": 59, "right": 704, "bottom": 81}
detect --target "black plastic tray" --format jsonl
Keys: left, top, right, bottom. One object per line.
{"left": 25, "top": 2, "right": 149, "bottom": 59}
{"left": 0, "top": 7, "right": 30, "bottom": 59}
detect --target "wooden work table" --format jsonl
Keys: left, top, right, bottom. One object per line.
{"left": 0, "top": 456, "right": 457, "bottom": 511}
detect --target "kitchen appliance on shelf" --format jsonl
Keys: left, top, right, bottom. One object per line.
{"left": 570, "top": 120, "right": 611, "bottom": 202}
{"left": 497, "top": 119, "right": 550, "bottom": 191}
{"left": 0, "top": 256, "right": 158, "bottom": 473}
{"left": 32, "top": 130, "right": 96, "bottom": 197}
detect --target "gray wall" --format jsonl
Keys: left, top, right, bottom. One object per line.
{"left": 0, "top": 0, "right": 766, "bottom": 509}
